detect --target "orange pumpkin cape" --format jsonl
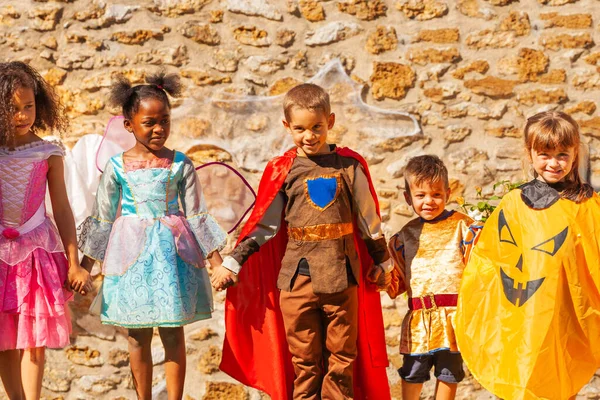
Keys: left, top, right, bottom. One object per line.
{"left": 456, "top": 189, "right": 600, "bottom": 400}
{"left": 220, "top": 147, "right": 390, "bottom": 400}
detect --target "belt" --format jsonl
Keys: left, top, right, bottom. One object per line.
{"left": 288, "top": 222, "right": 353, "bottom": 242}
{"left": 408, "top": 293, "right": 458, "bottom": 311}
{"left": 0, "top": 203, "right": 46, "bottom": 240}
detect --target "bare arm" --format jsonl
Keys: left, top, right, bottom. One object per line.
{"left": 47, "top": 155, "right": 92, "bottom": 295}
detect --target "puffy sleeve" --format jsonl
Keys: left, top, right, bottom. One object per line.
{"left": 179, "top": 157, "right": 227, "bottom": 258}
{"left": 386, "top": 233, "right": 407, "bottom": 299}
{"left": 78, "top": 159, "right": 121, "bottom": 262}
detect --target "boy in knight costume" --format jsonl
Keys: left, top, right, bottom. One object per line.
{"left": 211, "top": 83, "right": 392, "bottom": 400}
{"left": 386, "top": 155, "right": 481, "bottom": 400}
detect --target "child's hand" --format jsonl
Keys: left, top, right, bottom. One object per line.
{"left": 67, "top": 265, "right": 93, "bottom": 295}
{"left": 210, "top": 265, "right": 239, "bottom": 291}
{"left": 367, "top": 264, "right": 391, "bottom": 291}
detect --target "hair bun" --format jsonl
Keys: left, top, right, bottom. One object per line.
{"left": 146, "top": 71, "right": 182, "bottom": 98}
{"left": 109, "top": 75, "right": 134, "bottom": 108}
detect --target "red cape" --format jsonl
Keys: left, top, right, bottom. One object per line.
{"left": 220, "top": 147, "right": 390, "bottom": 400}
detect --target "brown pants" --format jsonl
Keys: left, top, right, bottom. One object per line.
{"left": 279, "top": 275, "right": 358, "bottom": 400}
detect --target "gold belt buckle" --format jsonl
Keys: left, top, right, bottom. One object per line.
{"left": 419, "top": 293, "right": 438, "bottom": 313}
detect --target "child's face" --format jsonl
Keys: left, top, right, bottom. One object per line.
{"left": 124, "top": 98, "right": 171, "bottom": 152}
{"left": 404, "top": 178, "right": 450, "bottom": 221}
{"left": 283, "top": 107, "right": 334, "bottom": 156}
{"left": 12, "top": 86, "right": 36, "bottom": 137}
{"left": 530, "top": 146, "right": 576, "bottom": 184}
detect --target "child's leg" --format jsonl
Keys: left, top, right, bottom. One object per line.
{"left": 402, "top": 382, "right": 424, "bottom": 400}
{"left": 158, "top": 327, "right": 186, "bottom": 400}
{"left": 20, "top": 347, "right": 45, "bottom": 400}
{"left": 399, "top": 354, "right": 433, "bottom": 400}
{"left": 321, "top": 285, "right": 358, "bottom": 399}
{"left": 0, "top": 349, "right": 24, "bottom": 399}
{"left": 279, "top": 275, "right": 324, "bottom": 400}
{"left": 435, "top": 380, "right": 458, "bottom": 400}
{"left": 432, "top": 351, "right": 464, "bottom": 400}
{"left": 128, "top": 328, "right": 154, "bottom": 400}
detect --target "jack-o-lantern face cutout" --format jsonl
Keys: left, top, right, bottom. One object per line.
{"left": 497, "top": 210, "right": 568, "bottom": 307}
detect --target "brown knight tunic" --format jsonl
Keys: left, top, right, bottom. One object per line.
{"left": 225, "top": 147, "right": 388, "bottom": 294}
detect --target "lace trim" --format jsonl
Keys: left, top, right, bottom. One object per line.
{"left": 100, "top": 311, "right": 212, "bottom": 328}
{"left": 78, "top": 217, "right": 113, "bottom": 262}
{"left": 187, "top": 213, "right": 227, "bottom": 257}
{"left": 0, "top": 139, "right": 64, "bottom": 154}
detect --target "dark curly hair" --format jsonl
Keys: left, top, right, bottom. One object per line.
{"left": 0, "top": 61, "right": 68, "bottom": 146}
{"left": 109, "top": 71, "right": 182, "bottom": 120}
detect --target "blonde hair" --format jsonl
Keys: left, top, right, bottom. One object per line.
{"left": 524, "top": 111, "right": 592, "bottom": 203}
{"left": 404, "top": 155, "right": 449, "bottom": 195}
{"left": 283, "top": 83, "right": 331, "bottom": 122}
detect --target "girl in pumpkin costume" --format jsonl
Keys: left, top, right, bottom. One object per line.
{"left": 455, "top": 111, "right": 600, "bottom": 400}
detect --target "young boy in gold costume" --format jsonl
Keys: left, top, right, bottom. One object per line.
{"left": 387, "top": 155, "right": 481, "bottom": 400}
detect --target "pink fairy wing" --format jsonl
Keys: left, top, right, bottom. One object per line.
{"left": 195, "top": 162, "right": 256, "bottom": 234}
{"left": 96, "top": 116, "right": 136, "bottom": 172}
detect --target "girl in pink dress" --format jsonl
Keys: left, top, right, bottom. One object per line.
{"left": 0, "top": 62, "right": 91, "bottom": 399}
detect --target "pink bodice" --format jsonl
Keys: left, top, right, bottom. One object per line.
{"left": 0, "top": 141, "right": 66, "bottom": 266}
{"left": 0, "top": 159, "right": 48, "bottom": 227}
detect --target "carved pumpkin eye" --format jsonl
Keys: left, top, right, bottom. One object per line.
{"left": 498, "top": 210, "right": 517, "bottom": 246}
{"left": 531, "top": 227, "right": 568, "bottom": 256}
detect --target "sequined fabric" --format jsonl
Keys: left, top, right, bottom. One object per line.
{"left": 388, "top": 211, "right": 481, "bottom": 355}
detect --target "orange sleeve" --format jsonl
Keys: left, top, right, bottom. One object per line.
{"left": 386, "top": 233, "right": 407, "bottom": 299}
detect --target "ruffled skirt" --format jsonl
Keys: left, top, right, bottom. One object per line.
{"left": 100, "top": 219, "right": 213, "bottom": 328}
{"left": 0, "top": 248, "right": 71, "bottom": 351}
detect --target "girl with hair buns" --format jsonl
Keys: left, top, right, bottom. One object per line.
{"left": 78, "top": 72, "right": 227, "bottom": 398}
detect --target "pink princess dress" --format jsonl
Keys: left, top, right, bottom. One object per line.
{"left": 0, "top": 140, "right": 71, "bottom": 351}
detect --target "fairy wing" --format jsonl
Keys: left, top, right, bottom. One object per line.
{"left": 195, "top": 162, "right": 256, "bottom": 234}
{"left": 96, "top": 115, "right": 136, "bottom": 172}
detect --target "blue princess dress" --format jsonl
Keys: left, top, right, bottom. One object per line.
{"left": 78, "top": 152, "right": 227, "bottom": 328}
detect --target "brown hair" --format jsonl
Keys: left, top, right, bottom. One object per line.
{"left": 283, "top": 83, "right": 331, "bottom": 121}
{"left": 524, "top": 111, "right": 593, "bottom": 203}
{"left": 0, "top": 61, "right": 68, "bottom": 146}
{"left": 404, "top": 155, "right": 449, "bottom": 194}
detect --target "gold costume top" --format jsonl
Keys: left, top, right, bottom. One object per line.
{"left": 387, "top": 210, "right": 480, "bottom": 355}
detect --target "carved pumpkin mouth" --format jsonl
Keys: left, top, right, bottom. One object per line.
{"left": 497, "top": 210, "right": 568, "bottom": 307}
{"left": 501, "top": 264, "right": 545, "bottom": 307}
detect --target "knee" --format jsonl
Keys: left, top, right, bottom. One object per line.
{"left": 128, "top": 329, "right": 153, "bottom": 349}
{"left": 158, "top": 327, "right": 183, "bottom": 349}
{"left": 23, "top": 347, "right": 45, "bottom": 364}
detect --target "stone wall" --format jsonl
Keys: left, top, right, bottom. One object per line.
{"left": 2, "top": 0, "right": 600, "bottom": 398}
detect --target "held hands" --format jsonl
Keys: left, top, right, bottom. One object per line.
{"left": 67, "top": 265, "right": 93, "bottom": 295}
{"left": 367, "top": 263, "right": 391, "bottom": 291}
{"left": 210, "top": 265, "right": 239, "bottom": 292}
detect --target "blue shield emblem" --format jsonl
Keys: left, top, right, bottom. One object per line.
{"left": 305, "top": 175, "right": 340, "bottom": 211}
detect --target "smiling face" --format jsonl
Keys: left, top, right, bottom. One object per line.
{"left": 124, "top": 98, "right": 171, "bottom": 152}
{"left": 530, "top": 146, "right": 576, "bottom": 184}
{"left": 404, "top": 178, "right": 450, "bottom": 221}
{"left": 283, "top": 107, "right": 334, "bottom": 157}
{"left": 12, "top": 86, "right": 36, "bottom": 138}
